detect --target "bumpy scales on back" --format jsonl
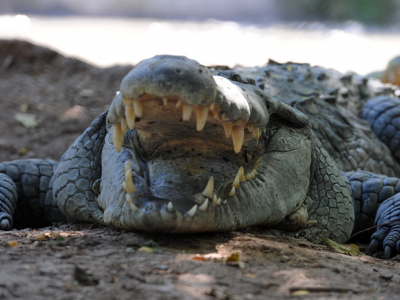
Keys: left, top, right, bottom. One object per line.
{"left": 2, "top": 55, "right": 400, "bottom": 259}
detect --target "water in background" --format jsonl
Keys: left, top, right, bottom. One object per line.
{"left": 1, "top": 0, "right": 400, "bottom": 75}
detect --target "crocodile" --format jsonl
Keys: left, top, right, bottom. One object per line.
{"left": 1, "top": 53, "right": 400, "bottom": 259}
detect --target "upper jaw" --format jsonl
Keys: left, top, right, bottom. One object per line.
{"left": 108, "top": 55, "right": 271, "bottom": 155}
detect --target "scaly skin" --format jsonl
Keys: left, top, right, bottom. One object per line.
{"left": 1, "top": 54, "right": 400, "bottom": 258}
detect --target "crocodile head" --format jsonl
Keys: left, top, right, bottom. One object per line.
{"left": 99, "top": 55, "right": 313, "bottom": 232}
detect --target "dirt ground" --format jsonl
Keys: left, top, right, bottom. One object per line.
{"left": 1, "top": 39, "right": 400, "bottom": 300}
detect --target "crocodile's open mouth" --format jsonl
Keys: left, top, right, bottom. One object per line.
{"left": 98, "top": 55, "right": 313, "bottom": 233}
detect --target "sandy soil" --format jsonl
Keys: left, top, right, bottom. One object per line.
{"left": 0, "top": 39, "right": 400, "bottom": 300}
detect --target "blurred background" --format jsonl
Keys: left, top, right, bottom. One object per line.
{"left": 1, "top": 0, "right": 400, "bottom": 74}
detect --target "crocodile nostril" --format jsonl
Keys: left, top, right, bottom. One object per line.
{"left": 176, "top": 69, "right": 181, "bottom": 74}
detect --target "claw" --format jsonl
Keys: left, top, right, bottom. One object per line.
{"left": 384, "top": 245, "right": 392, "bottom": 259}
{"left": 369, "top": 239, "right": 380, "bottom": 254}
{"left": 0, "top": 219, "right": 10, "bottom": 230}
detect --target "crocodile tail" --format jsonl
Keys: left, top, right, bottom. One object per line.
{"left": 53, "top": 110, "right": 108, "bottom": 224}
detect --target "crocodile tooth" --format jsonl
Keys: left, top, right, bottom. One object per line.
{"left": 162, "top": 97, "right": 168, "bottom": 106}
{"left": 126, "top": 194, "right": 138, "bottom": 212}
{"left": 202, "top": 176, "right": 214, "bottom": 198}
{"left": 213, "top": 106, "right": 220, "bottom": 119}
{"left": 186, "top": 204, "right": 198, "bottom": 217}
{"left": 167, "top": 202, "right": 173, "bottom": 211}
{"left": 125, "top": 104, "right": 135, "bottom": 129}
{"left": 246, "top": 124, "right": 254, "bottom": 133}
{"left": 217, "top": 198, "right": 222, "bottom": 205}
{"left": 223, "top": 122, "right": 232, "bottom": 138}
{"left": 123, "top": 182, "right": 127, "bottom": 191}
{"left": 121, "top": 117, "right": 128, "bottom": 134}
{"left": 113, "top": 123, "right": 124, "bottom": 152}
{"left": 124, "top": 161, "right": 131, "bottom": 173}
{"left": 229, "top": 187, "right": 235, "bottom": 197}
{"left": 209, "top": 103, "right": 215, "bottom": 110}
{"left": 125, "top": 169, "right": 137, "bottom": 193}
{"left": 250, "top": 171, "right": 256, "bottom": 180}
{"left": 252, "top": 128, "right": 257, "bottom": 138}
{"left": 199, "top": 199, "right": 209, "bottom": 211}
{"left": 213, "top": 194, "right": 218, "bottom": 205}
{"left": 257, "top": 128, "right": 262, "bottom": 138}
{"left": 196, "top": 106, "right": 208, "bottom": 131}
{"left": 253, "top": 169, "right": 258, "bottom": 175}
{"left": 232, "top": 126, "right": 244, "bottom": 153}
{"left": 232, "top": 173, "right": 240, "bottom": 189}
{"left": 246, "top": 153, "right": 253, "bottom": 161}
{"left": 133, "top": 100, "right": 143, "bottom": 118}
{"left": 239, "top": 167, "right": 245, "bottom": 182}
{"left": 182, "top": 104, "right": 193, "bottom": 121}
{"left": 253, "top": 127, "right": 262, "bottom": 139}
{"left": 176, "top": 99, "right": 182, "bottom": 108}
{"left": 245, "top": 173, "right": 252, "bottom": 181}
{"left": 223, "top": 199, "right": 227, "bottom": 204}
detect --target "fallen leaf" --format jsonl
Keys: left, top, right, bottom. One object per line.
{"left": 111, "top": 276, "right": 119, "bottom": 285}
{"left": 14, "top": 113, "right": 38, "bottom": 128}
{"left": 27, "top": 230, "right": 67, "bottom": 241}
{"left": 225, "top": 253, "right": 245, "bottom": 269}
{"left": 35, "top": 233, "right": 48, "bottom": 240}
{"left": 238, "top": 261, "right": 246, "bottom": 269}
{"left": 226, "top": 253, "right": 240, "bottom": 263}
{"left": 323, "top": 239, "right": 360, "bottom": 256}
{"left": 192, "top": 255, "right": 206, "bottom": 261}
{"left": 138, "top": 246, "right": 154, "bottom": 253}
{"left": 8, "top": 241, "right": 18, "bottom": 247}
{"left": 20, "top": 147, "right": 28, "bottom": 155}
{"left": 292, "top": 290, "right": 310, "bottom": 296}
{"left": 245, "top": 273, "right": 257, "bottom": 279}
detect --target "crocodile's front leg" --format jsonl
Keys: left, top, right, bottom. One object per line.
{"left": 53, "top": 111, "right": 107, "bottom": 224}
{"left": 343, "top": 170, "right": 400, "bottom": 258}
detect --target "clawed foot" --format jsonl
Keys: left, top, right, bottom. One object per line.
{"left": 369, "top": 195, "right": 400, "bottom": 259}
